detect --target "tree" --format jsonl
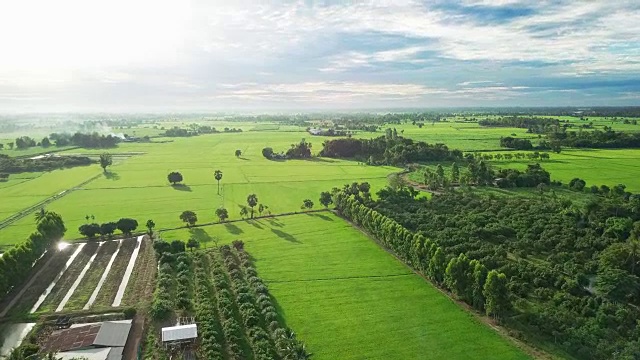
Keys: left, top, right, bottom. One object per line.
{"left": 428, "top": 247, "right": 446, "bottom": 284}
{"left": 100, "top": 222, "right": 117, "bottom": 237}
{"left": 358, "top": 182, "right": 371, "bottom": 194}
{"left": 37, "top": 211, "right": 66, "bottom": 240}
{"left": 180, "top": 210, "right": 198, "bottom": 227}
{"left": 79, "top": 223, "right": 101, "bottom": 239}
{"left": 247, "top": 194, "right": 258, "bottom": 218}
{"left": 170, "top": 240, "right": 186, "bottom": 253}
{"left": 451, "top": 162, "right": 460, "bottom": 183}
{"left": 302, "top": 199, "right": 314, "bottom": 210}
{"left": 41, "top": 137, "right": 51, "bottom": 148}
{"left": 483, "top": 270, "right": 510, "bottom": 319}
{"left": 116, "top": 218, "right": 138, "bottom": 236}
{"left": 595, "top": 268, "right": 639, "bottom": 302}
{"left": 34, "top": 208, "right": 46, "bottom": 222}
{"left": 240, "top": 206, "right": 249, "bottom": 219}
{"left": 146, "top": 219, "right": 155, "bottom": 235}
{"left": 319, "top": 191, "right": 333, "bottom": 208}
{"left": 436, "top": 164, "right": 445, "bottom": 181}
{"left": 262, "top": 147, "right": 274, "bottom": 159}
{"left": 445, "top": 253, "right": 472, "bottom": 302}
{"left": 235, "top": 149, "right": 242, "bottom": 157}
{"left": 187, "top": 238, "right": 200, "bottom": 251}
{"left": 215, "top": 208, "right": 229, "bottom": 222}
{"left": 99, "top": 153, "right": 113, "bottom": 173}
{"left": 214, "top": 170, "right": 223, "bottom": 195}
{"left": 7, "top": 142, "right": 14, "bottom": 150}
{"left": 471, "top": 260, "right": 488, "bottom": 311}
{"left": 167, "top": 171, "right": 183, "bottom": 185}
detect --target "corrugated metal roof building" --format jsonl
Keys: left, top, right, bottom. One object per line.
{"left": 162, "top": 324, "right": 198, "bottom": 343}
{"left": 93, "top": 320, "right": 132, "bottom": 347}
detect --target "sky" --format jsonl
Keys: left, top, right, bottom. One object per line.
{"left": 0, "top": 0, "right": 639, "bottom": 112}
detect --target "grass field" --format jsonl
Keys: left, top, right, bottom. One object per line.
{"left": 160, "top": 213, "right": 530, "bottom": 360}
{"left": 376, "top": 122, "right": 539, "bottom": 151}
{"left": 0, "top": 132, "right": 398, "bottom": 244}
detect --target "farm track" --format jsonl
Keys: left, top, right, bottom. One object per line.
{"left": 112, "top": 235, "right": 143, "bottom": 307}
{"left": 62, "top": 240, "right": 119, "bottom": 311}
{"left": 91, "top": 238, "right": 137, "bottom": 308}
{"left": 120, "top": 237, "right": 156, "bottom": 307}
{"left": 36, "top": 242, "right": 99, "bottom": 313}
{"left": 83, "top": 240, "right": 122, "bottom": 310}
{"left": 0, "top": 172, "right": 102, "bottom": 231}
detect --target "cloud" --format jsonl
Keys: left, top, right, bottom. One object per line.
{"left": 0, "top": 0, "right": 639, "bottom": 110}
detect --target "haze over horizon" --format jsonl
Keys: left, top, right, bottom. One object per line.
{"left": 1, "top": 0, "right": 639, "bottom": 112}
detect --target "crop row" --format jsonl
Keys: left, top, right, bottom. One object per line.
{"left": 64, "top": 240, "right": 119, "bottom": 310}
{"left": 37, "top": 242, "right": 99, "bottom": 313}
{"left": 219, "top": 244, "right": 277, "bottom": 360}
{"left": 149, "top": 253, "right": 176, "bottom": 320}
{"left": 121, "top": 237, "right": 157, "bottom": 308}
{"left": 208, "top": 250, "right": 250, "bottom": 359}
{"left": 192, "top": 252, "right": 224, "bottom": 360}
{"left": 231, "top": 244, "right": 311, "bottom": 360}
{"left": 91, "top": 238, "right": 137, "bottom": 308}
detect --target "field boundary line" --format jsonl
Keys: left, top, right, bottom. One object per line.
{"left": 337, "top": 212, "right": 555, "bottom": 360}
{"left": 155, "top": 208, "right": 332, "bottom": 233}
{"left": 264, "top": 273, "right": 412, "bottom": 284}
{"left": 0, "top": 172, "right": 104, "bottom": 232}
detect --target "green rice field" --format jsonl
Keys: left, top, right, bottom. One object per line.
{"left": 160, "top": 213, "right": 530, "bottom": 360}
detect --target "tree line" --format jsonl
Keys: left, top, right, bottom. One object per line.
{"left": 262, "top": 139, "right": 313, "bottom": 160}
{"left": 0, "top": 211, "right": 66, "bottom": 301}
{"left": 320, "top": 133, "right": 462, "bottom": 166}
{"left": 549, "top": 128, "right": 640, "bottom": 149}
{"left": 331, "top": 186, "right": 511, "bottom": 320}
{"left": 78, "top": 218, "right": 139, "bottom": 239}
{"left": 0, "top": 154, "right": 93, "bottom": 174}
{"left": 3, "top": 132, "right": 150, "bottom": 151}
{"left": 359, "top": 185, "right": 640, "bottom": 359}
{"left": 163, "top": 126, "right": 242, "bottom": 137}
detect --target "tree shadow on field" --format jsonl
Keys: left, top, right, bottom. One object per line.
{"left": 269, "top": 292, "right": 290, "bottom": 328}
{"left": 304, "top": 157, "right": 337, "bottom": 163}
{"left": 104, "top": 171, "right": 120, "bottom": 181}
{"left": 266, "top": 217, "right": 284, "bottom": 228}
{"left": 189, "top": 227, "right": 213, "bottom": 245}
{"left": 271, "top": 228, "right": 301, "bottom": 244}
{"left": 247, "top": 220, "right": 263, "bottom": 229}
{"left": 224, "top": 223, "right": 243, "bottom": 235}
{"left": 171, "top": 184, "right": 192, "bottom": 192}
{"left": 306, "top": 212, "right": 333, "bottom": 221}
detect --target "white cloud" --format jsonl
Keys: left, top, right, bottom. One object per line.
{"left": 0, "top": 0, "right": 638, "bottom": 110}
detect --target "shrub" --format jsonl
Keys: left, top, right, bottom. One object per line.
{"left": 123, "top": 307, "right": 137, "bottom": 319}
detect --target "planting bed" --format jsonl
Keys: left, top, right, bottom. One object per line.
{"left": 90, "top": 238, "right": 138, "bottom": 308}
{"left": 62, "top": 240, "right": 120, "bottom": 311}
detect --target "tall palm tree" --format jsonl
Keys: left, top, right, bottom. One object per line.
{"left": 34, "top": 208, "right": 46, "bottom": 222}
{"left": 214, "top": 170, "right": 223, "bottom": 195}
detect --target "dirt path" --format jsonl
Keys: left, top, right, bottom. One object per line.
{"left": 0, "top": 251, "right": 57, "bottom": 317}
{"left": 30, "top": 244, "right": 85, "bottom": 313}
{"left": 84, "top": 240, "right": 122, "bottom": 310}
{"left": 56, "top": 242, "right": 103, "bottom": 312}
{"left": 112, "top": 236, "right": 143, "bottom": 307}
{"left": 122, "top": 314, "right": 145, "bottom": 360}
